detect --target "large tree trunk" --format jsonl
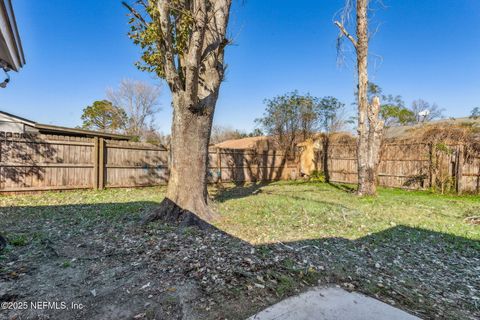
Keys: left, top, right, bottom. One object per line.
{"left": 136, "top": 0, "right": 231, "bottom": 227}
{"left": 364, "top": 97, "right": 384, "bottom": 195}
{"left": 145, "top": 93, "right": 218, "bottom": 227}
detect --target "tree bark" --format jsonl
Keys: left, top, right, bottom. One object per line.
{"left": 364, "top": 97, "right": 384, "bottom": 195}
{"left": 353, "top": 0, "right": 385, "bottom": 196}
{"left": 355, "top": 0, "right": 372, "bottom": 196}
{"left": 0, "top": 234, "right": 6, "bottom": 251}
{"left": 145, "top": 92, "right": 218, "bottom": 227}
{"left": 141, "top": 0, "right": 231, "bottom": 226}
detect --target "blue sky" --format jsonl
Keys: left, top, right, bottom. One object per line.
{"left": 2, "top": 0, "right": 480, "bottom": 134}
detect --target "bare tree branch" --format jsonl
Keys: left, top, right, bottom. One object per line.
{"left": 122, "top": 2, "right": 148, "bottom": 26}
{"left": 334, "top": 21, "right": 357, "bottom": 48}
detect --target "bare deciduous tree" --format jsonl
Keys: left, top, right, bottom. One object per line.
{"left": 107, "top": 79, "right": 161, "bottom": 140}
{"left": 335, "top": 0, "right": 384, "bottom": 196}
{"left": 411, "top": 99, "right": 444, "bottom": 123}
{"left": 125, "top": 0, "right": 232, "bottom": 225}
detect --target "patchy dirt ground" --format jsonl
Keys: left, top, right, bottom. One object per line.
{"left": 0, "top": 186, "right": 479, "bottom": 320}
{"left": 0, "top": 210, "right": 320, "bottom": 320}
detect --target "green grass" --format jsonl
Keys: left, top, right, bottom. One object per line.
{"left": 8, "top": 234, "right": 28, "bottom": 246}
{"left": 0, "top": 181, "right": 478, "bottom": 246}
{"left": 0, "top": 187, "right": 164, "bottom": 211}
{"left": 0, "top": 187, "right": 165, "bottom": 223}
{"left": 214, "top": 181, "right": 480, "bottom": 245}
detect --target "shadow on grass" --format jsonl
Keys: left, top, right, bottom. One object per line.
{"left": 213, "top": 180, "right": 351, "bottom": 203}
{"left": 213, "top": 181, "right": 272, "bottom": 202}
{"left": 0, "top": 201, "right": 161, "bottom": 232}
{"left": 327, "top": 182, "right": 356, "bottom": 193}
{"left": 0, "top": 200, "right": 478, "bottom": 320}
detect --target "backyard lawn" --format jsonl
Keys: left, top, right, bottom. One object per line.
{"left": 1, "top": 181, "right": 479, "bottom": 319}
{"left": 214, "top": 181, "right": 480, "bottom": 244}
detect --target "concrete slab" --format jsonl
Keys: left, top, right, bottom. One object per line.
{"left": 249, "top": 286, "right": 420, "bottom": 320}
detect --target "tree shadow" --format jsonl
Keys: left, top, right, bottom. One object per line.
{"left": 215, "top": 148, "right": 295, "bottom": 186}
{"left": 0, "top": 132, "right": 57, "bottom": 189}
{"left": 124, "top": 155, "right": 168, "bottom": 187}
{"left": 213, "top": 181, "right": 272, "bottom": 202}
{"left": 270, "top": 225, "right": 479, "bottom": 319}
{"left": 213, "top": 181, "right": 356, "bottom": 203}
{"left": 1, "top": 201, "right": 478, "bottom": 320}
{"left": 327, "top": 182, "right": 356, "bottom": 193}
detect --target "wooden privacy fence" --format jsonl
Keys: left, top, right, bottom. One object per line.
{"left": 315, "top": 141, "right": 480, "bottom": 194}
{"left": 208, "top": 148, "right": 298, "bottom": 183}
{"left": 0, "top": 132, "right": 168, "bottom": 192}
{"left": 103, "top": 139, "right": 168, "bottom": 188}
{"left": 1, "top": 131, "right": 479, "bottom": 194}
{"left": 0, "top": 132, "right": 295, "bottom": 192}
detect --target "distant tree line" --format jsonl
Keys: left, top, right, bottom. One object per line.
{"left": 363, "top": 82, "right": 445, "bottom": 127}
{"left": 81, "top": 79, "right": 455, "bottom": 150}
{"left": 254, "top": 85, "right": 449, "bottom": 153}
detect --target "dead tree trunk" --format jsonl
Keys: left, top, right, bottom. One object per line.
{"left": 355, "top": 0, "right": 370, "bottom": 195}
{"left": 363, "top": 96, "right": 384, "bottom": 195}
{"left": 336, "top": 0, "right": 384, "bottom": 196}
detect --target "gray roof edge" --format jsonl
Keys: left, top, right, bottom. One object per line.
{"left": 0, "top": 0, "right": 25, "bottom": 71}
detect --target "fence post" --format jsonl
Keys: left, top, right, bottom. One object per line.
{"left": 455, "top": 145, "right": 464, "bottom": 195}
{"left": 216, "top": 147, "right": 222, "bottom": 182}
{"left": 429, "top": 143, "right": 436, "bottom": 190}
{"left": 98, "top": 138, "right": 105, "bottom": 190}
{"left": 93, "top": 137, "right": 99, "bottom": 189}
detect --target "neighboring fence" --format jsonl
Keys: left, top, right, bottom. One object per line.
{"left": 208, "top": 148, "right": 298, "bottom": 183}
{"left": 315, "top": 141, "right": 480, "bottom": 194}
{"left": 0, "top": 132, "right": 95, "bottom": 191}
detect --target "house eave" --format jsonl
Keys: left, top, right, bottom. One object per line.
{"left": 0, "top": 0, "right": 25, "bottom": 71}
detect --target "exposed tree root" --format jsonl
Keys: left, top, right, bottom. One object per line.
{"left": 142, "top": 198, "right": 214, "bottom": 230}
